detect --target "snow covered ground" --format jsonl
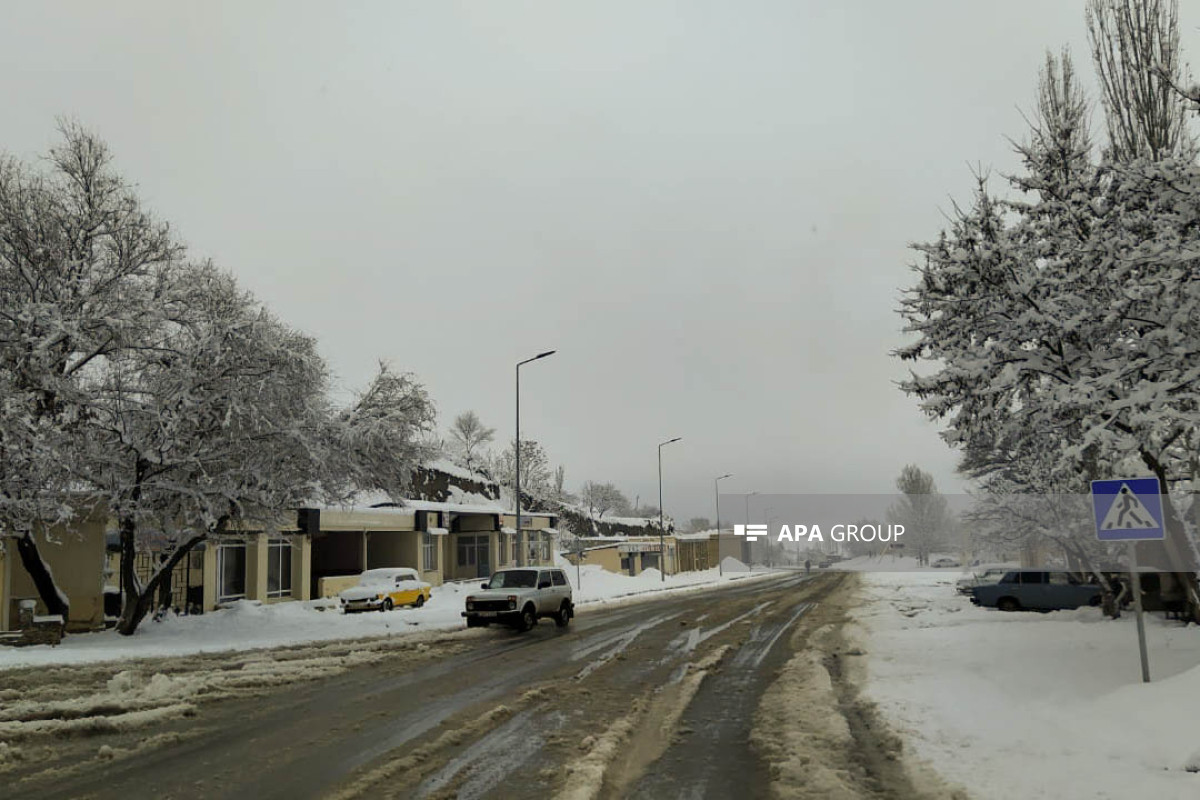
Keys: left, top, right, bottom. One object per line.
{"left": 851, "top": 562, "right": 1200, "bottom": 799}
{"left": 0, "top": 561, "right": 776, "bottom": 671}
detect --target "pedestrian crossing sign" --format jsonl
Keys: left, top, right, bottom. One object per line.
{"left": 1090, "top": 477, "right": 1166, "bottom": 541}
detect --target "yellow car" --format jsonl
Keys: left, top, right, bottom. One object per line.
{"left": 339, "top": 568, "right": 432, "bottom": 613}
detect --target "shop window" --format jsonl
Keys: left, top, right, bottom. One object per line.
{"left": 218, "top": 544, "right": 246, "bottom": 602}
{"left": 267, "top": 538, "right": 293, "bottom": 598}
{"left": 422, "top": 531, "right": 437, "bottom": 571}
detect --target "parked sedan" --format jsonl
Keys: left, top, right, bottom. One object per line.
{"left": 339, "top": 568, "right": 432, "bottom": 613}
{"left": 956, "top": 567, "right": 1010, "bottom": 595}
{"left": 971, "top": 570, "right": 1102, "bottom": 612}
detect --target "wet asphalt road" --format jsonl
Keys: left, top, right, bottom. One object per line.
{"left": 4, "top": 570, "right": 853, "bottom": 800}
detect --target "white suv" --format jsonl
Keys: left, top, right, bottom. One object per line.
{"left": 463, "top": 567, "right": 574, "bottom": 632}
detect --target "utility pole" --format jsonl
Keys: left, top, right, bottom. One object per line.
{"left": 715, "top": 473, "right": 732, "bottom": 575}
{"left": 658, "top": 437, "right": 682, "bottom": 582}
{"left": 515, "top": 350, "right": 555, "bottom": 568}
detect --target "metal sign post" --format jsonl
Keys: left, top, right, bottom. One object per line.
{"left": 1091, "top": 477, "right": 1165, "bottom": 684}
{"left": 1127, "top": 541, "right": 1151, "bottom": 684}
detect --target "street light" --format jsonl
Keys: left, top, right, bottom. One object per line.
{"left": 714, "top": 473, "right": 733, "bottom": 576}
{"left": 658, "top": 437, "right": 682, "bottom": 582}
{"left": 515, "top": 350, "right": 555, "bottom": 567}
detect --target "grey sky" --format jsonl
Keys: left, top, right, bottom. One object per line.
{"left": 5, "top": 2, "right": 1198, "bottom": 522}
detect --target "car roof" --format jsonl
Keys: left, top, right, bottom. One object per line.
{"left": 362, "top": 567, "right": 419, "bottom": 578}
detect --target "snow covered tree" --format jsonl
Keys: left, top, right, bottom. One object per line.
{"left": 89, "top": 269, "right": 439, "bottom": 635}
{"left": 80, "top": 264, "right": 335, "bottom": 634}
{"left": 447, "top": 410, "right": 494, "bottom": 475}
{"left": 0, "top": 121, "right": 182, "bottom": 620}
{"left": 329, "top": 362, "right": 439, "bottom": 503}
{"left": 552, "top": 464, "right": 572, "bottom": 504}
{"left": 1, "top": 124, "right": 442, "bottom": 635}
{"left": 493, "top": 438, "right": 553, "bottom": 508}
{"left": 1012, "top": 48, "right": 1093, "bottom": 199}
{"left": 579, "top": 481, "right": 629, "bottom": 532}
{"left": 898, "top": 6, "right": 1200, "bottom": 610}
{"left": 686, "top": 517, "right": 712, "bottom": 533}
{"left": 1087, "top": 0, "right": 1195, "bottom": 162}
{"left": 888, "top": 466, "right": 951, "bottom": 566}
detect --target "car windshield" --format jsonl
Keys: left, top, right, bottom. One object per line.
{"left": 488, "top": 570, "right": 538, "bottom": 589}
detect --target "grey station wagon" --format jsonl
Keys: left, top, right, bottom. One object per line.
{"left": 970, "top": 570, "right": 1102, "bottom": 612}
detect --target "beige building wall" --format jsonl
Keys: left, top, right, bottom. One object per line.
{"left": 202, "top": 533, "right": 309, "bottom": 610}
{"left": 203, "top": 544, "right": 218, "bottom": 611}
{"left": 292, "top": 534, "right": 311, "bottom": 601}
{"left": 245, "top": 533, "right": 269, "bottom": 602}
{"left": 5, "top": 515, "right": 107, "bottom": 632}
{"left": 570, "top": 546, "right": 623, "bottom": 574}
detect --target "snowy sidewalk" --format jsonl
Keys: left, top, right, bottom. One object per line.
{"left": 0, "top": 562, "right": 778, "bottom": 671}
{"left": 852, "top": 567, "right": 1200, "bottom": 799}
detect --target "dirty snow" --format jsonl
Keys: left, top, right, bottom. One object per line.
{"left": 854, "top": 568, "right": 1200, "bottom": 799}
{"left": 0, "top": 562, "right": 779, "bottom": 671}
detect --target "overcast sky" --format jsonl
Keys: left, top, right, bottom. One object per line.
{"left": 4, "top": 2, "right": 1199, "bottom": 522}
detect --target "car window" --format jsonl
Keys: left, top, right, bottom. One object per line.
{"left": 1001, "top": 572, "right": 1019, "bottom": 583}
{"left": 1021, "top": 572, "right": 1046, "bottom": 585}
{"left": 551, "top": 570, "right": 566, "bottom": 586}
{"left": 489, "top": 570, "right": 537, "bottom": 589}
{"left": 1048, "top": 572, "right": 1072, "bottom": 585}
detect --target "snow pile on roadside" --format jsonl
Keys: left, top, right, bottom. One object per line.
{"left": 559, "top": 559, "right": 774, "bottom": 605}
{"left": 0, "top": 586, "right": 470, "bottom": 671}
{"left": 0, "top": 562, "right": 778, "bottom": 671}
{"left": 832, "top": 554, "right": 968, "bottom": 572}
{"left": 855, "top": 571, "right": 1200, "bottom": 799}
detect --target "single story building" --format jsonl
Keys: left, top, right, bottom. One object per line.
{"left": 7, "top": 457, "right": 564, "bottom": 624}
{"left": 674, "top": 532, "right": 720, "bottom": 572}
{"left": 2, "top": 505, "right": 108, "bottom": 633}
{"left": 565, "top": 535, "right": 684, "bottom": 577}
{"left": 307, "top": 501, "right": 559, "bottom": 598}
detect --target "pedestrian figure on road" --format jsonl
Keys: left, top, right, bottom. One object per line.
{"left": 805, "top": 559, "right": 811, "bottom": 575}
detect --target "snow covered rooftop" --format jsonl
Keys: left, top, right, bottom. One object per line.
{"left": 391, "top": 498, "right": 506, "bottom": 515}
{"left": 421, "top": 458, "right": 497, "bottom": 486}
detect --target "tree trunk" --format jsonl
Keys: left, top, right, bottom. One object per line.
{"left": 1146, "top": 465, "right": 1200, "bottom": 621}
{"left": 117, "top": 533, "right": 205, "bottom": 636}
{"left": 117, "top": 512, "right": 140, "bottom": 631}
{"left": 13, "top": 529, "right": 70, "bottom": 622}
{"left": 156, "top": 556, "right": 173, "bottom": 616}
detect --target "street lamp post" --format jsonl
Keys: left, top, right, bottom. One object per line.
{"left": 714, "top": 473, "right": 732, "bottom": 576}
{"left": 658, "top": 437, "right": 682, "bottom": 582}
{"left": 515, "top": 350, "right": 555, "bottom": 567}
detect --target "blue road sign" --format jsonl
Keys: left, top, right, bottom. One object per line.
{"left": 1091, "top": 477, "right": 1166, "bottom": 541}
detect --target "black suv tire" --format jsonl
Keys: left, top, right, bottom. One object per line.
{"left": 518, "top": 605, "right": 537, "bottom": 632}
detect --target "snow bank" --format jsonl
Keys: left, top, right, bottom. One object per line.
{"left": 856, "top": 571, "right": 1200, "bottom": 799}
{"left": 0, "top": 563, "right": 779, "bottom": 671}
{"left": 0, "top": 586, "right": 471, "bottom": 671}
{"left": 565, "top": 562, "right": 772, "bottom": 605}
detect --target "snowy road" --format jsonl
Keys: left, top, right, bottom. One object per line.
{"left": 1, "top": 571, "right": 933, "bottom": 799}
